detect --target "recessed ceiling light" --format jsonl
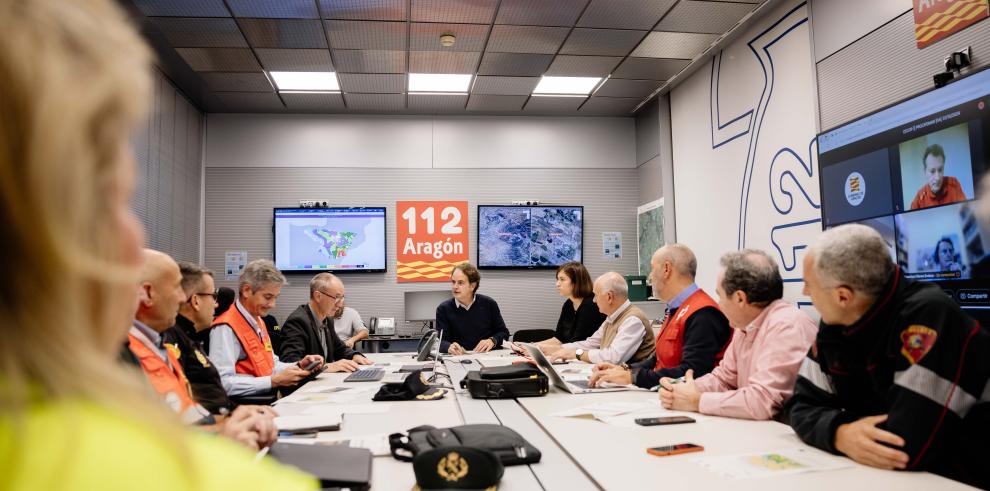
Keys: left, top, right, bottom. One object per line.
{"left": 408, "top": 73, "right": 472, "bottom": 93}
{"left": 532, "top": 76, "right": 602, "bottom": 95}
{"left": 270, "top": 71, "right": 339, "bottom": 91}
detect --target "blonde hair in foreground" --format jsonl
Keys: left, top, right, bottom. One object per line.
{"left": 0, "top": 0, "right": 183, "bottom": 444}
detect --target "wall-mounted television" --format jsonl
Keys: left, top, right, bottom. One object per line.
{"left": 817, "top": 67, "right": 990, "bottom": 311}
{"left": 477, "top": 205, "right": 583, "bottom": 269}
{"left": 273, "top": 207, "right": 386, "bottom": 273}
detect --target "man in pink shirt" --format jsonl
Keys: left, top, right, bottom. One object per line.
{"left": 659, "top": 249, "right": 817, "bottom": 420}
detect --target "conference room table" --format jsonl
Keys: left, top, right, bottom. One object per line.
{"left": 271, "top": 350, "right": 974, "bottom": 490}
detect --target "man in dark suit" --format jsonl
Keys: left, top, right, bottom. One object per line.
{"left": 279, "top": 272, "right": 373, "bottom": 372}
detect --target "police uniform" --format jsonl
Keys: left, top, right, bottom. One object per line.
{"left": 163, "top": 314, "right": 233, "bottom": 414}
{"left": 786, "top": 268, "right": 990, "bottom": 488}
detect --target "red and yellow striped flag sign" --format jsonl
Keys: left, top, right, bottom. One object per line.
{"left": 914, "top": 0, "right": 989, "bottom": 49}
{"left": 396, "top": 201, "right": 469, "bottom": 282}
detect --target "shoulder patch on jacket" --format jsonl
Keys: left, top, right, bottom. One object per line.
{"left": 900, "top": 325, "right": 937, "bottom": 364}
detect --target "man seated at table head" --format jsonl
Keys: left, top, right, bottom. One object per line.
{"left": 589, "top": 244, "right": 732, "bottom": 388}
{"left": 130, "top": 251, "right": 279, "bottom": 450}
{"left": 545, "top": 272, "right": 655, "bottom": 364}
{"left": 785, "top": 224, "right": 990, "bottom": 487}
{"left": 437, "top": 262, "right": 510, "bottom": 355}
{"left": 279, "top": 272, "right": 372, "bottom": 372}
{"left": 656, "top": 249, "right": 817, "bottom": 420}
{"left": 333, "top": 300, "right": 370, "bottom": 349}
{"left": 210, "top": 259, "right": 323, "bottom": 397}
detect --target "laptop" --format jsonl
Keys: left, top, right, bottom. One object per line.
{"left": 523, "top": 344, "right": 627, "bottom": 394}
{"left": 269, "top": 442, "right": 372, "bottom": 490}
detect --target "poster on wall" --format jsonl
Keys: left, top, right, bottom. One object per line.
{"left": 396, "top": 201, "right": 469, "bottom": 282}
{"left": 225, "top": 251, "right": 247, "bottom": 281}
{"left": 602, "top": 232, "right": 622, "bottom": 260}
{"left": 913, "top": 0, "right": 988, "bottom": 49}
{"left": 637, "top": 199, "right": 665, "bottom": 276}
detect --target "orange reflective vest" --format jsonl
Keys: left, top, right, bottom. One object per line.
{"left": 655, "top": 289, "right": 729, "bottom": 370}
{"left": 213, "top": 303, "right": 275, "bottom": 377}
{"left": 127, "top": 331, "right": 199, "bottom": 417}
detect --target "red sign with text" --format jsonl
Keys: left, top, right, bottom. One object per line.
{"left": 396, "top": 201, "right": 469, "bottom": 283}
{"left": 914, "top": 0, "right": 988, "bottom": 49}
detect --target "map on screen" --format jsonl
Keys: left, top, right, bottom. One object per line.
{"left": 478, "top": 205, "right": 583, "bottom": 268}
{"left": 274, "top": 208, "right": 386, "bottom": 272}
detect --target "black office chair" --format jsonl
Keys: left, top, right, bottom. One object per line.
{"left": 512, "top": 329, "right": 556, "bottom": 343}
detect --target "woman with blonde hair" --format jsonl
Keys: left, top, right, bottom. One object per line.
{"left": 0, "top": 1, "right": 314, "bottom": 488}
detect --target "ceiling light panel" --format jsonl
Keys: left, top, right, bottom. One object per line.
{"left": 270, "top": 71, "right": 340, "bottom": 91}
{"left": 533, "top": 76, "right": 603, "bottom": 95}
{"left": 408, "top": 73, "right": 473, "bottom": 93}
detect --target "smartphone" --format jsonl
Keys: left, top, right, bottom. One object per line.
{"left": 302, "top": 359, "right": 322, "bottom": 371}
{"left": 635, "top": 416, "right": 696, "bottom": 426}
{"left": 647, "top": 443, "right": 704, "bottom": 457}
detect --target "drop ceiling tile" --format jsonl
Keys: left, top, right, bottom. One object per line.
{"left": 344, "top": 93, "right": 406, "bottom": 111}
{"left": 594, "top": 78, "right": 662, "bottom": 98}
{"left": 408, "top": 94, "right": 468, "bottom": 112}
{"left": 478, "top": 52, "right": 554, "bottom": 76}
{"left": 467, "top": 94, "right": 529, "bottom": 111}
{"left": 408, "top": 51, "right": 480, "bottom": 73}
{"left": 560, "top": 28, "right": 646, "bottom": 56}
{"left": 495, "top": 0, "right": 588, "bottom": 26}
{"left": 213, "top": 92, "right": 284, "bottom": 111}
{"left": 338, "top": 73, "right": 406, "bottom": 93}
{"left": 524, "top": 96, "right": 586, "bottom": 112}
{"left": 239, "top": 19, "right": 328, "bottom": 48}
{"left": 281, "top": 92, "right": 346, "bottom": 110}
{"left": 580, "top": 96, "right": 641, "bottom": 115}
{"left": 255, "top": 48, "right": 334, "bottom": 71}
{"left": 325, "top": 21, "right": 407, "bottom": 50}
{"left": 612, "top": 57, "right": 689, "bottom": 79}
{"left": 409, "top": 23, "right": 490, "bottom": 52}
{"left": 319, "top": 0, "right": 407, "bottom": 21}
{"left": 332, "top": 50, "right": 406, "bottom": 73}
{"left": 656, "top": 1, "right": 755, "bottom": 34}
{"left": 411, "top": 0, "right": 498, "bottom": 24}
{"left": 544, "top": 55, "right": 621, "bottom": 77}
{"left": 631, "top": 31, "right": 719, "bottom": 58}
{"left": 176, "top": 48, "right": 261, "bottom": 71}
{"left": 225, "top": 0, "right": 318, "bottom": 19}
{"left": 471, "top": 76, "right": 539, "bottom": 95}
{"left": 577, "top": 0, "right": 676, "bottom": 30}
{"left": 150, "top": 18, "right": 247, "bottom": 47}
{"left": 486, "top": 25, "right": 569, "bottom": 54}
{"left": 132, "top": 0, "right": 230, "bottom": 17}
{"left": 200, "top": 72, "right": 274, "bottom": 92}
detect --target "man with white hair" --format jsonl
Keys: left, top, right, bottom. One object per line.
{"left": 210, "top": 259, "right": 323, "bottom": 397}
{"left": 545, "top": 272, "right": 655, "bottom": 364}
{"left": 786, "top": 224, "right": 990, "bottom": 488}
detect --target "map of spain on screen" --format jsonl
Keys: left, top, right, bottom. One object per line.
{"left": 274, "top": 208, "right": 386, "bottom": 272}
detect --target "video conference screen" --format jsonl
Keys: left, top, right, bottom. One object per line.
{"left": 818, "top": 67, "right": 990, "bottom": 310}
{"left": 477, "top": 205, "right": 583, "bottom": 269}
{"left": 273, "top": 207, "right": 387, "bottom": 273}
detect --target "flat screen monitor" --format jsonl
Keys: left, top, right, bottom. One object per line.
{"left": 477, "top": 205, "right": 584, "bottom": 269}
{"left": 273, "top": 207, "right": 386, "bottom": 273}
{"left": 404, "top": 290, "right": 451, "bottom": 322}
{"left": 817, "top": 67, "right": 990, "bottom": 311}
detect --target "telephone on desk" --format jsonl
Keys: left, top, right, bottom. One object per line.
{"left": 368, "top": 317, "right": 395, "bottom": 336}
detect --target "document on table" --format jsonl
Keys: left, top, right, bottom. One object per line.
{"left": 302, "top": 403, "right": 392, "bottom": 416}
{"left": 278, "top": 433, "right": 392, "bottom": 456}
{"left": 274, "top": 414, "right": 342, "bottom": 431}
{"left": 694, "top": 447, "right": 853, "bottom": 479}
{"left": 552, "top": 400, "right": 702, "bottom": 427}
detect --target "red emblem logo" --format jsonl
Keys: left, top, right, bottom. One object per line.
{"left": 900, "top": 325, "right": 937, "bottom": 364}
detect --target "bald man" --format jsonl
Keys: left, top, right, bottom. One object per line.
{"left": 590, "top": 244, "right": 732, "bottom": 389}
{"left": 545, "top": 272, "right": 655, "bottom": 364}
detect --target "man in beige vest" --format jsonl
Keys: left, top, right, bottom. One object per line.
{"left": 545, "top": 272, "right": 655, "bottom": 364}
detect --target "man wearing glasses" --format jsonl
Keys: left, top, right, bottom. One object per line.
{"left": 280, "top": 272, "right": 373, "bottom": 372}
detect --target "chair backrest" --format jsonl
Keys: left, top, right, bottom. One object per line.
{"left": 511, "top": 329, "right": 556, "bottom": 343}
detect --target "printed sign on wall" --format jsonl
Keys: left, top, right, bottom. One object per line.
{"left": 913, "top": 0, "right": 988, "bottom": 49}
{"left": 396, "top": 201, "right": 469, "bottom": 282}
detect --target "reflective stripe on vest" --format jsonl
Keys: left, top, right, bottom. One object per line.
{"left": 213, "top": 303, "right": 275, "bottom": 377}
{"left": 654, "top": 289, "right": 727, "bottom": 370}
{"left": 127, "top": 332, "right": 198, "bottom": 416}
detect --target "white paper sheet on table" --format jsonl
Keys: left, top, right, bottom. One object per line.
{"left": 302, "top": 403, "right": 392, "bottom": 416}
{"left": 553, "top": 400, "right": 702, "bottom": 427}
{"left": 274, "top": 414, "right": 342, "bottom": 431}
{"left": 278, "top": 433, "right": 392, "bottom": 456}
{"left": 693, "top": 447, "right": 853, "bottom": 479}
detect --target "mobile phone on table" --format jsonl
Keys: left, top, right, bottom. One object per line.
{"left": 647, "top": 443, "right": 704, "bottom": 456}
{"left": 635, "top": 416, "right": 695, "bottom": 426}
{"left": 302, "top": 359, "right": 322, "bottom": 371}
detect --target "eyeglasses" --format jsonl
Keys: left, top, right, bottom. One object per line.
{"left": 318, "top": 290, "right": 345, "bottom": 302}
{"left": 190, "top": 290, "right": 218, "bottom": 302}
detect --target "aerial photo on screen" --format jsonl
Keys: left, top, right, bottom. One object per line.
{"left": 479, "top": 206, "right": 582, "bottom": 267}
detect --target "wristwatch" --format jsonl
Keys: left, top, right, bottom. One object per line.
{"left": 575, "top": 348, "right": 585, "bottom": 360}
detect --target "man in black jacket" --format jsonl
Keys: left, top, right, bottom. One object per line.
{"left": 785, "top": 224, "right": 990, "bottom": 489}
{"left": 279, "top": 272, "right": 372, "bottom": 371}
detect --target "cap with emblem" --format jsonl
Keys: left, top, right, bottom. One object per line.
{"left": 372, "top": 369, "right": 448, "bottom": 401}
{"left": 413, "top": 446, "right": 504, "bottom": 490}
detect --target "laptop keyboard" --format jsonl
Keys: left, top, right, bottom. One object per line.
{"left": 343, "top": 368, "right": 385, "bottom": 382}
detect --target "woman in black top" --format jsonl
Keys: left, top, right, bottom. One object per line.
{"left": 536, "top": 262, "right": 606, "bottom": 347}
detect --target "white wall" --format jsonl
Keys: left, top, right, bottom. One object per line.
{"left": 670, "top": 0, "right": 820, "bottom": 309}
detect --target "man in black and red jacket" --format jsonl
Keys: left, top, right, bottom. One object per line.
{"left": 786, "top": 224, "right": 990, "bottom": 488}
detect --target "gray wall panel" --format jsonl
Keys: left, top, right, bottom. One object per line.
{"left": 637, "top": 156, "right": 662, "bottom": 204}
{"left": 810, "top": 0, "right": 910, "bottom": 63}
{"left": 817, "top": 11, "right": 990, "bottom": 131}
{"left": 204, "top": 167, "right": 640, "bottom": 336}
{"left": 635, "top": 99, "right": 660, "bottom": 166}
